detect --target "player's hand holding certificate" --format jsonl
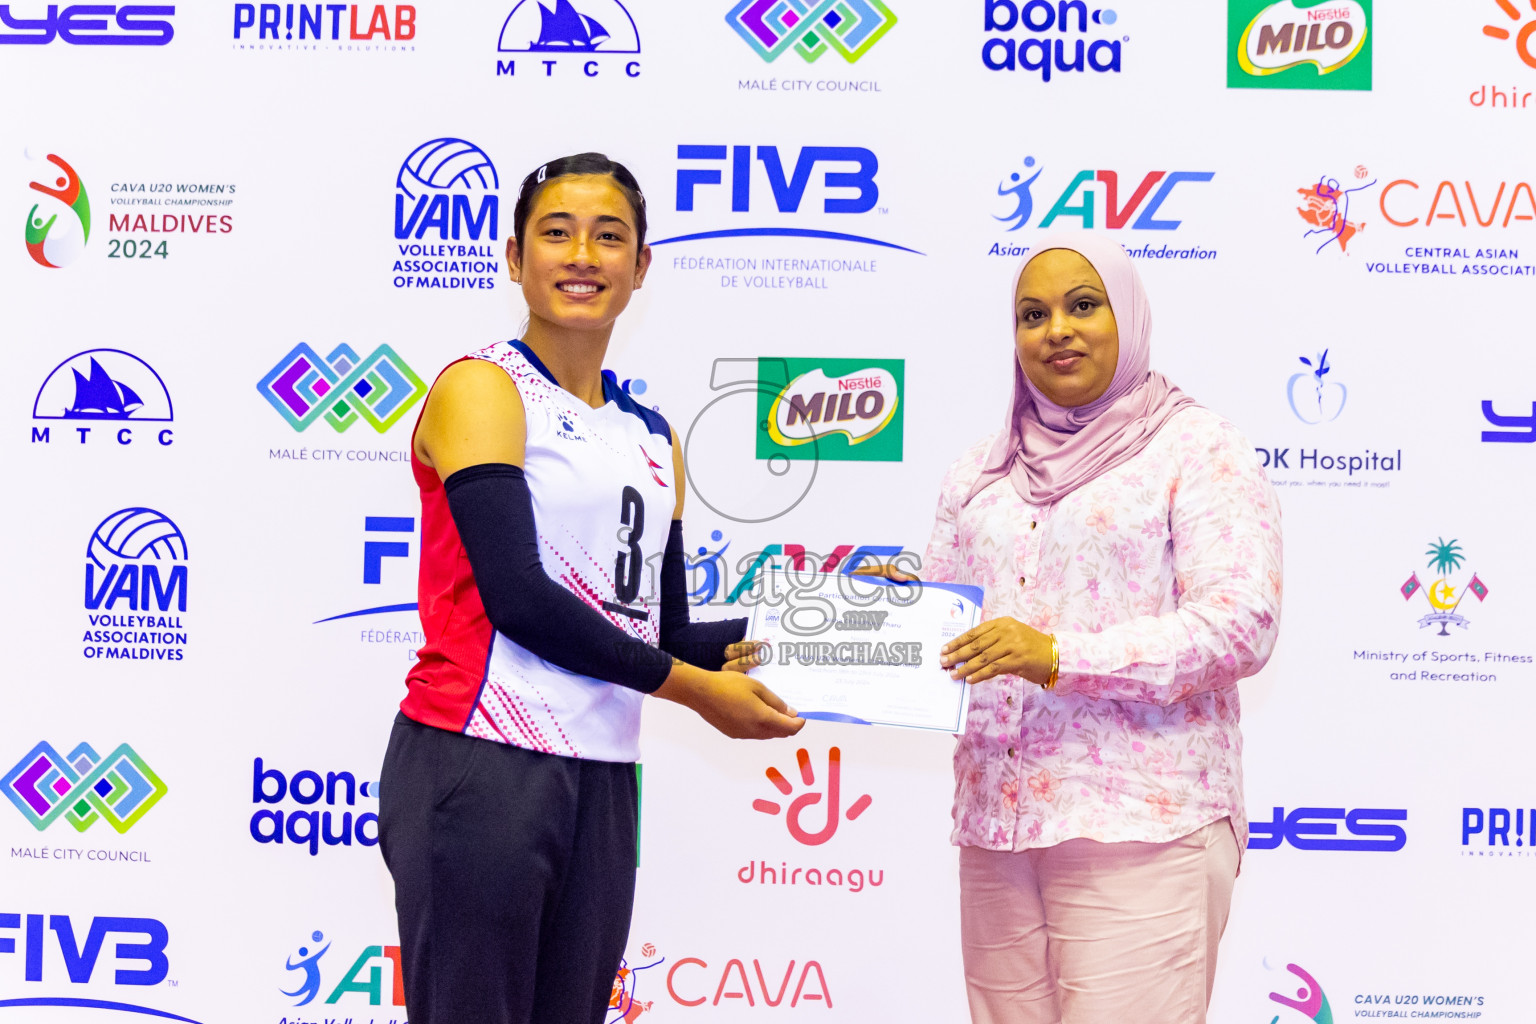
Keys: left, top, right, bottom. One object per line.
{"left": 747, "top": 570, "right": 984, "bottom": 733}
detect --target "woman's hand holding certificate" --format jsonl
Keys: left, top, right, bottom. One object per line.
{"left": 746, "top": 569, "right": 984, "bottom": 732}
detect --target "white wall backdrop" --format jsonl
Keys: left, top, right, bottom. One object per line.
{"left": 4, "top": 1, "right": 1535, "bottom": 1021}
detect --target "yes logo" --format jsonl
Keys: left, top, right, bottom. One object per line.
{"left": 1287, "top": 350, "right": 1346, "bottom": 424}
{"left": 1229, "top": 0, "right": 1371, "bottom": 91}
{"left": 756, "top": 358, "right": 903, "bottom": 462}
{"left": 753, "top": 747, "right": 871, "bottom": 846}
{"left": 25, "top": 152, "right": 90, "bottom": 269}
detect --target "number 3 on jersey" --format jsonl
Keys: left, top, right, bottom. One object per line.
{"left": 605, "top": 485, "right": 646, "bottom": 618}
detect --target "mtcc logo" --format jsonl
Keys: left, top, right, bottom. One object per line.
{"left": 1228, "top": 0, "right": 1371, "bottom": 91}
{"left": 25, "top": 152, "right": 90, "bottom": 268}
{"left": 31, "top": 349, "right": 175, "bottom": 447}
{"left": 2, "top": 742, "right": 167, "bottom": 833}
{"left": 727, "top": 0, "right": 896, "bottom": 64}
{"left": 753, "top": 747, "right": 871, "bottom": 846}
{"left": 1287, "top": 349, "right": 1345, "bottom": 424}
{"left": 494, "top": 0, "right": 640, "bottom": 78}
{"left": 1401, "top": 537, "right": 1490, "bottom": 636}
{"left": 257, "top": 343, "right": 426, "bottom": 434}
{"left": 281, "top": 930, "right": 405, "bottom": 1007}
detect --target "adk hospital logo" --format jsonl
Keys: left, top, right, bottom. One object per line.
{"left": 391, "top": 137, "right": 501, "bottom": 291}
{"left": 82, "top": 508, "right": 189, "bottom": 663}
{"left": 727, "top": 0, "right": 896, "bottom": 64}
{"left": 31, "top": 349, "right": 175, "bottom": 449}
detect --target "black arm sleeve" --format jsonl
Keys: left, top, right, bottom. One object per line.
{"left": 444, "top": 463, "right": 673, "bottom": 694}
{"left": 659, "top": 519, "right": 748, "bottom": 671}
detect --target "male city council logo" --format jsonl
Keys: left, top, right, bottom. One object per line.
{"left": 34, "top": 350, "right": 173, "bottom": 423}
{"left": 1483, "top": 0, "right": 1536, "bottom": 70}
{"left": 3, "top": 741, "right": 167, "bottom": 833}
{"left": 1268, "top": 961, "right": 1334, "bottom": 1023}
{"left": 25, "top": 151, "right": 90, "bottom": 268}
{"left": 1287, "top": 349, "right": 1345, "bottom": 423}
{"left": 1401, "top": 537, "right": 1490, "bottom": 637}
{"left": 497, "top": 0, "right": 640, "bottom": 52}
{"left": 727, "top": 0, "right": 896, "bottom": 64}
{"left": 1228, "top": 0, "right": 1371, "bottom": 91}
{"left": 756, "top": 357, "right": 903, "bottom": 462}
{"left": 754, "top": 747, "right": 872, "bottom": 846}
{"left": 1297, "top": 169, "right": 1376, "bottom": 254}
{"left": 257, "top": 343, "right": 426, "bottom": 433}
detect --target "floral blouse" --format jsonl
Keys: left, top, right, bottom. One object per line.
{"left": 924, "top": 406, "right": 1282, "bottom": 852}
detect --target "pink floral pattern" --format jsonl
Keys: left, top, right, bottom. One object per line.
{"left": 925, "top": 407, "right": 1282, "bottom": 853}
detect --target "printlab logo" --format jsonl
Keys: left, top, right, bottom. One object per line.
{"left": 232, "top": 3, "right": 417, "bottom": 49}
{"left": 2, "top": 742, "right": 167, "bottom": 833}
{"left": 727, "top": 0, "right": 896, "bottom": 64}
{"left": 1401, "top": 538, "right": 1490, "bottom": 637}
{"left": 1268, "top": 961, "right": 1334, "bottom": 1023}
{"left": 756, "top": 357, "right": 903, "bottom": 462}
{"left": 82, "top": 508, "right": 189, "bottom": 663}
{"left": 281, "top": 930, "right": 404, "bottom": 1006}
{"left": 609, "top": 942, "right": 665, "bottom": 1023}
{"left": 1481, "top": 399, "right": 1536, "bottom": 443}
{"left": 25, "top": 152, "right": 89, "bottom": 268}
{"left": 1481, "top": 0, "right": 1536, "bottom": 72}
{"left": 257, "top": 343, "right": 426, "bottom": 434}
{"left": 31, "top": 350, "right": 175, "bottom": 448}
{"left": 0, "top": 5, "right": 175, "bottom": 45}
{"left": 1296, "top": 168, "right": 1375, "bottom": 254}
{"left": 494, "top": 0, "right": 641, "bottom": 79}
{"left": 754, "top": 747, "right": 871, "bottom": 846}
{"left": 392, "top": 138, "right": 501, "bottom": 290}
{"left": 1228, "top": 0, "right": 1371, "bottom": 91}
{"left": 990, "top": 157, "right": 1216, "bottom": 259}
{"left": 981, "top": 0, "right": 1124, "bottom": 78}
{"left": 1287, "top": 350, "right": 1345, "bottom": 424}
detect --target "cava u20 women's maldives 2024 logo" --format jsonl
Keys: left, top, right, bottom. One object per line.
{"left": 25, "top": 152, "right": 90, "bottom": 268}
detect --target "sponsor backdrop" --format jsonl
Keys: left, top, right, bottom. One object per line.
{"left": 3, "top": 1, "right": 1534, "bottom": 1021}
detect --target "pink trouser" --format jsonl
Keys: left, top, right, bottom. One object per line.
{"left": 959, "top": 818, "right": 1239, "bottom": 1024}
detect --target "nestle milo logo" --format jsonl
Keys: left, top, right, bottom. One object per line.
{"left": 756, "top": 357, "right": 903, "bottom": 463}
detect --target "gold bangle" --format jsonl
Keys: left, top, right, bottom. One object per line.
{"left": 1043, "top": 634, "right": 1059, "bottom": 691}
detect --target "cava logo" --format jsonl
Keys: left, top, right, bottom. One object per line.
{"left": 25, "top": 152, "right": 89, "bottom": 269}
{"left": 727, "top": 0, "right": 896, "bottom": 64}
{"left": 258, "top": 343, "right": 425, "bottom": 433}
{"left": 1297, "top": 169, "right": 1374, "bottom": 254}
{"left": 82, "top": 508, "right": 189, "bottom": 662}
{"left": 1401, "top": 537, "right": 1490, "bottom": 637}
{"left": 3, "top": 742, "right": 167, "bottom": 833}
{"left": 756, "top": 358, "right": 903, "bottom": 462}
{"left": 1229, "top": 0, "right": 1370, "bottom": 91}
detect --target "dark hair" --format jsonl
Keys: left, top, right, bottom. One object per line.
{"left": 511, "top": 152, "right": 648, "bottom": 251}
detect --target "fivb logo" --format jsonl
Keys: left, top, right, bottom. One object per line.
{"left": 25, "top": 152, "right": 90, "bottom": 269}
{"left": 250, "top": 759, "right": 380, "bottom": 856}
{"left": 0, "top": 913, "right": 169, "bottom": 986}
{"left": 726, "top": 0, "right": 896, "bottom": 64}
{"left": 257, "top": 343, "right": 426, "bottom": 434}
{"left": 676, "top": 145, "right": 878, "bottom": 215}
{"left": 282, "top": 930, "right": 404, "bottom": 1008}
{"left": 3, "top": 742, "right": 167, "bottom": 833}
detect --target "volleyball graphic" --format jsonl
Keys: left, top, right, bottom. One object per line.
{"left": 87, "top": 508, "right": 188, "bottom": 569}
{"left": 395, "top": 139, "right": 499, "bottom": 201}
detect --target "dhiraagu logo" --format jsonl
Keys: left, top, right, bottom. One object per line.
{"left": 1228, "top": 0, "right": 1371, "bottom": 91}
{"left": 755, "top": 357, "right": 903, "bottom": 462}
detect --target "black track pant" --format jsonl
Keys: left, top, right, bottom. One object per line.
{"left": 379, "top": 712, "right": 637, "bottom": 1024}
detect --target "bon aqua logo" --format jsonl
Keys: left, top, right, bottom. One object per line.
{"left": 1401, "top": 538, "right": 1490, "bottom": 637}
{"left": 25, "top": 152, "right": 90, "bottom": 268}
{"left": 727, "top": 0, "right": 896, "bottom": 64}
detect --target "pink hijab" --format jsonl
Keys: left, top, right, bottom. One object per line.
{"left": 963, "top": 231, "right": 1198, "bottom": 507}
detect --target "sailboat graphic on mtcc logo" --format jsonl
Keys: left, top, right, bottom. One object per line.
{"left": 498, "top": 0, "right": 640, "bottom": 53}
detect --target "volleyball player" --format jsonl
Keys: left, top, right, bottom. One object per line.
{"left": 378, "top": 152, "right": 804, "bottom": 1024}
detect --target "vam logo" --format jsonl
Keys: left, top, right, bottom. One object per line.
{"left": 258, "top": 343, "right": 425, "bottom": 434}
{"left": 495, "top": 0, "right": 640, "bottom": 78}
{"left": 32, "top": 350, "right": 174, "bottom": 448}
{"left": 280, "top": 930, "right": 405, "bottom": 1007}
{"left": 3, "top": 742, "right": 167, "bottom": 833}
{"left": 392, "top": 138, "right": 502, "bottom": 291}
{"left": 727, "top": 0, "right": 896, "bottom": 64}
{"left": 755, "top": 357, "right": 903, "bottom": 463}
{"left": 1228, "top": 0, "right": 1371, "bottom": 91}
{"left": 1401, "top": 538, "right": 1490, "bottom": 637}
{"left": 24, "top": 152, "right": 89, "bottom": 268}
{"left": 0, "top": 5, "right": 175, "bottom": 45}
{"left": 82, "top": 508, "right": 189, "bottom": 663}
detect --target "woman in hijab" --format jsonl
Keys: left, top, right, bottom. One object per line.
{"left": 906, "top": 232, "right": 1281, "bottom": 1022}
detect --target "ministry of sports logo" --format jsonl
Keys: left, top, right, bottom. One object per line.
{"left": 257, "top": 344, "right": 426, "bottom": 433}
{"left": 727, "top": 0, "right": 896, "bottom": 63}
{"left": 1401, "top": 537, "right": 1491, "bottom": 636}
{"left": 3, "top": 742, "right": 167, "bottom": 833}
{"left": 25, "top": 151, "right": 90, "bottom": 268}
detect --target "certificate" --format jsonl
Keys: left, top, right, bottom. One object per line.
{"left": 746, "top": 570, "right": 984, "bottom": 733}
